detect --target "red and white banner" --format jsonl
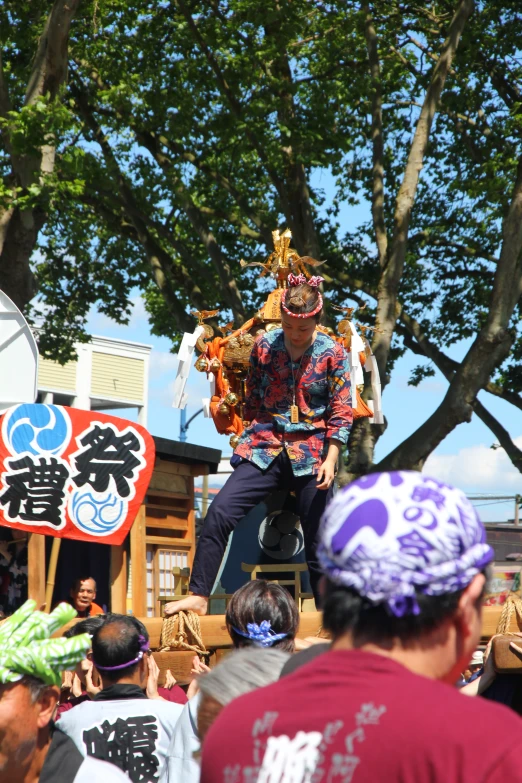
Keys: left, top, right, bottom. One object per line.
{"left": 0, "top": 404, "right": 155, "bottom": 545}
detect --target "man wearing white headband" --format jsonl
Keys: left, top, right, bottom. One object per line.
{"left": 201, "top": 472, "right": 522, "bottom": 783}
{"left": 166, "top": 273, "right": 353, "bottom": 617}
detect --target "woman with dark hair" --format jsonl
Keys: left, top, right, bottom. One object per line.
{"left": 226, "top": 579, "right": 299, "bottom": 654}
{"left": 165, "top": 274, "right": 353, "bottom": 618}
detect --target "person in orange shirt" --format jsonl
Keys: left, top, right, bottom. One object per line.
{"left": 69, "top": 576, "right": 104, "bottom": 617}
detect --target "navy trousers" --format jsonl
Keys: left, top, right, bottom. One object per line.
{"left": 189, "top": 451, "right": 333, "bottom": 603}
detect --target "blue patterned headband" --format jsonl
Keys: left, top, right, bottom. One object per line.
{"left": 232, "top": 621, "right": 288, "bottom": 647}
{"left": 318, "top": 471, "right": 493, "bottom": 617}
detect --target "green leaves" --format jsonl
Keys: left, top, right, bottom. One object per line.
{"left": 408, "top": 363, "right": 436, "bottom": 388}
{"left": 2, "top": 0, "right": 522, "bottom": 421}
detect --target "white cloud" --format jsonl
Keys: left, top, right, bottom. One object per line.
{"left": 424, "top": 436, "right": 522, "bottom": 494}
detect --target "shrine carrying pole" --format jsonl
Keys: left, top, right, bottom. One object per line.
{"left": 44, "top": 538, "right": 62, "bottom": 612}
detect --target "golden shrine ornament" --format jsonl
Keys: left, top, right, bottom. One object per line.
{"left": 176, "top": 226, "right": 383, "bottom": 446}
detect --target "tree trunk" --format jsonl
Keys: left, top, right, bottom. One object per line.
{"left": 375, "top": 154, "right": 522, "bottom": 471}
{"left": 344, "top": 0, "right": 474, "bottom": 478}
{"left": 371, "top": 0, "right": 475, "bottom": 381}
{"left": 0, "top": 0, "right": 81, "bottom": 310}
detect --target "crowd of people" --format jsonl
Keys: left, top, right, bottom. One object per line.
{"left": 1, "top": 470, "right": 522, "bottom": 782}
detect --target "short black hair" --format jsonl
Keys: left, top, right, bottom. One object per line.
{"left": 91, "top": 614, "right": 148, "bottom": 681}
{"left": 21, "top": 675, "right": 49, "bottom": 703}
{"left": 322, "top": 578, "right": 483, "bottom": 646}
{"left": 64, "top": 614, "right": 106, "bottom": 639}
{"left": 226, "top": 580, "right": 299, "bottom": 653}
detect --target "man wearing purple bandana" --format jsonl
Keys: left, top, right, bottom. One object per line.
{"left": 201, "top": 471, "right": 522, "bottom": 783}
{"left": 54, "top": 615, "right": 182, "bottom": 783}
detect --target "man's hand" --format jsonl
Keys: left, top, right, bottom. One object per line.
{"left": 84, "top": 660, "right": 102, "bottom": 698}
{"left": 146, "top": 654, "right": 165, "bottom": 700}
{"left": 186, "top": 654, "right": 211, "bottom": 700}
{"left": 191, "top": 654, "right": 211, "bottom": 677}
{"left": 71, "top": 673, "right": 83, "bottom": 698}
{"left": 316, "top": 458, "right": 336, "bottom": 490}
{"left": 61, "top": 670, "right": 74, "bottom": 692}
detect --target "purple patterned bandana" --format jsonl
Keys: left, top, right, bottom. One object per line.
{"left": 318, "top": 471, "right": 493, "bottom": 617}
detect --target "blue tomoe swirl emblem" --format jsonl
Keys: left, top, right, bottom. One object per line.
{"left": 69, "top": 489, "right": 126, "bottom": 536}
{"left": 4, "top": 404, "right": 71, "bottom": 457}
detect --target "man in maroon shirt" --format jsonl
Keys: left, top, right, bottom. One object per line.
{"left": 201, "top": 471, "right": 522, "bottom": 782}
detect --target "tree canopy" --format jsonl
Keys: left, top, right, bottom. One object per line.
{"left": 2, "top": 0, "right": 522, "bottom": 475}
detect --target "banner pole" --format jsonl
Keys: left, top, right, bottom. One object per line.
{"left": 44, "top": 538, "right": 61, "bottom": 613}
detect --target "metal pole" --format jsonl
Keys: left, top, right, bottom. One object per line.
{"left": 179, "top": 407, "right": 204, "bottom": 444}
{"left": 515, "top": 495, "right": 520, "bottom": 527}
{"left": 179, "top": 408, "right": 187, "bottom": 443}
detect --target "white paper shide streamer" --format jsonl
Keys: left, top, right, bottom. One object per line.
{"left": 348, "top": 322, "right": 384, "bottom": 426}
{"left": 201, "top": 376, "right": 216, "bottom": 418}
{"left": 172, "top": 325, "right": 205, "bottom": 409}
{"left": 362, "top": 336, "right": 384, "bottom": 425}
{"left": 348, "top": 322, "right": 365, "bottom": 408}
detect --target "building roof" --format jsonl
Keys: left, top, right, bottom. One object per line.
{"left": 153, "top": 436, "right": 222, "bottom": 473}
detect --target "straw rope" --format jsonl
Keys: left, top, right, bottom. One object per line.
{"left": 159, "top": 611, "right": 209, "bottom": 659}
{"left": 496, "top": 593, "right": 522, "bottom": 635}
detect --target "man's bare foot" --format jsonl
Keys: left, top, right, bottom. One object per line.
{"left": 163, "top": 595, "right": 209, "bottom": 616}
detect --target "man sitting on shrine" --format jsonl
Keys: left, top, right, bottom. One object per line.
{"left": 55, "top": 614, "right": 182, "bottom": 783}
{"left": 0, "top": 599, "right": 128, "bottom": 783}
{"left": 69, "top": 576, "right": 104, "bottom": 618}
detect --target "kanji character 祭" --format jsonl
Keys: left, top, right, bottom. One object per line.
{"left": 83, "top": 715, "right": 160, "bottom": 783}
{"left": 72, "top": 424, "right": 144, "bottom": 498}
{"left": 0, "top": 456, "right": 69, "bottom": 528}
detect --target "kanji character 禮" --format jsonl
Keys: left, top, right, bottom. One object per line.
{"left": 0, "top": 456, "right": 69, "bottom": 528}
{"left": 72, "top": 424, "right": 143, "bottom": 498}
{"left": 83, "top": 715, "right": 160, "bottom": 783}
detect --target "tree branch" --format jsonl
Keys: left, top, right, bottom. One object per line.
{"left": 78, "top": 191, "right": 205, "bottom": 334}
{"left": 410, "top": 231, "right": 498, "bottom": 264}
{"left": 0, "top": 53, "right": 11, "bottom": 119}
{"left": 0, "top": 0, "right": 82, "bottom": 309}
{"left": 372, "top": 0, "right": 475, "bottom": 382}
{"left": 362, "top": 3, "right": 388, "bottom": 267}
{"left": 127, "top": 128, "right": 246, "bottom": 323}
{"left": 169, "top": 178, "right": 246, "bottom": 324}
{"left": 376, "top": 151, "right": 522, "bottom": 470}
{"left": 330, "top": 266, "right": 522, "bottom": 417}
{"left": 403, "top": 326, "right": 522, "bottom": 471}
{"left": 25, "top": 0, "right": 82, "bottom": 105}
{"left": 72, "top": 89, "right": 211, "bottom": 327}
{"left": 74, "top": 57, "right": 275, "bottom": 250}
{"left": 474, "top": 401, "right": 522, "bottom": 473}
{"left": 263, "top": 16, "right": 320, "bottom": 258}
{"left": 175, "top": 0, "right": 291, "bottom": 216}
